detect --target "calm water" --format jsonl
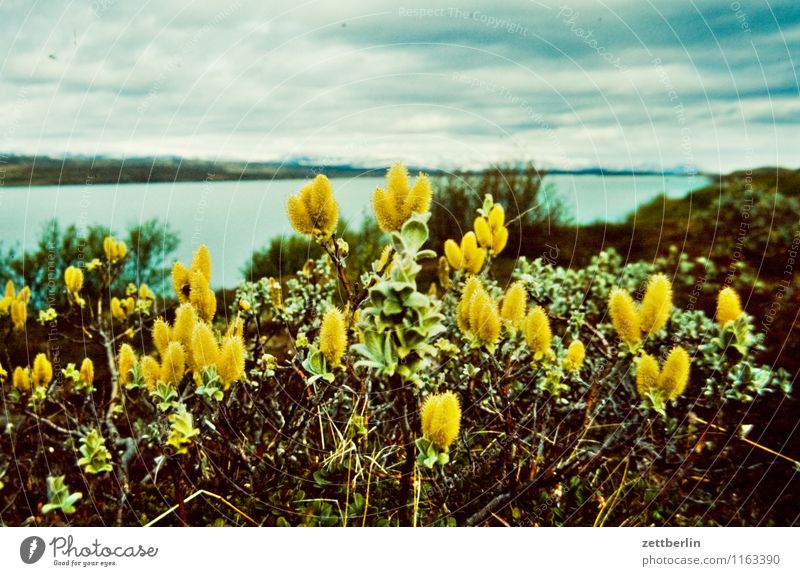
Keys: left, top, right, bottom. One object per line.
{"left": 0, "top": 174, "right": 709, "bottom": 286}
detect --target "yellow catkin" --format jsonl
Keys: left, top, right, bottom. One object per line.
{"left": 372, "top": 163, "right": 432, "bottom": 232}
{"left": 460, "top": 232, "right": 486, "bottom": 274}
{"left": 488, "top": 203, "right": 505, "bottom": 230}
{"left": 31, "top": 353, "right": 53, "bottom": 389}
{"left": 17, "top": 286, "right": 31, "bottom": 304}
{"left": 474, "top": 216, "right": 492, "bottom": 248}
{"left": 79, "top": 358, "right": 94, "bottom": 386}
{"left": 523, "top": 306, "right": 552, "bottom": 357}
{"left": 171, "top": 304, "right": 196, "bottom": 347}
{"left": 217, "top": 335, "right": 246, "bottom": 389}
{"left": 123, "top": 296, "right": 136, "bottom": 315}
{"left": 716, "top": 286, "right": 743, "bottom": 327}
{"left": 172, "top": 261, "right": 191, "bottom": 302}
{"left": 189, "top": 268, "right": 216, "bottom": 322}
{"left": 287, "top": 174, "right": 339, "bottom": 236}
{"left": 403, "top": 170, "right": 433, "bottom": 217}
{"left": 421, "top": 391, "right": 461, "bottom": 450}
{"left": 446, "top": 233, "right": 487, "bottom": 274}
{"left": 608, "top": 288, "right": 641, "bottom": 346}
{"left": 103, "top": 236, "right": 126, "bottom": 263}
{"left": 320, "top": 307, "right": 347, "bottom": 368}
{"left": 492, "top": 225, "right": 509, "bottom": 256}
{"left": 10, "top": 299, "right": 27, "bottom": 331}
{"left": 13, "top": 366, "right": 30, "bottom": 393}
{"left": 110, "top": 297, "right": 126, "bottom": 322}
{"left": 117, "top": 344, "right": 137, "bottom": 386}
{"left": 190, "top": 244, "right": 212, "bottom": 283}
{"left": 474, "top": 204, "right": 509, "bottom": 256}
{"left": 456, "top": 276, "right": 483, "bottom": 334}
{"left": 0, "top": 282, "right": 12, "bottom": 315}
{"left": 64, "top": 266, "right": 84, "bottom": 294}
{"left": 636, "top": 353, "right": 661, "bottom": 399}
{"left": 152, "top": 317, "right": 171, "bottom": 355}
{"left": 140, "top": 355, "right": 161, "bottom": 390}
{"left": 564, "top": 340, "right": 586, "bottom": 371}
{"left": 139, "top": 283, "right": 155, "bottom": 301}
{"left": 192, "top": 322, "right": 219, "bottom": 369}
{"left": 444, "top": 239, "right": 464, "bottom": 270}
{"left": 500, "top": 282, "right": 527, "bottom": 330}
{"left": 467, "top": 289, "right": 501, "bottom": 346}
{"left": 658, "top": 346, "right": 691, "bottom": 400}
{"left": 103, "top": 236, "right": 115, "bottom": 261}
{"left": 639, "top": 273, "right": 673, "bottom": 336}
{"left": 160, "top": 341, "right": 186, "bottom": 386}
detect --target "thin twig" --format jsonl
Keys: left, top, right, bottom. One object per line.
{"left": 144, "top": 489, "right": 258, "bottom": 527}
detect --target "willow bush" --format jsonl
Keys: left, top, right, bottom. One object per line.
{"left": 0, "top": 163, "right": 792, "bottom": 527}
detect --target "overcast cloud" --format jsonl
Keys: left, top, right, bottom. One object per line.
{"left": 0, "top": 0, "right": 798, "bottom": 172}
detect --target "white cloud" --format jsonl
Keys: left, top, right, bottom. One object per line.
{"left": 0, "top": 0, "right": 797, "bottom": 172}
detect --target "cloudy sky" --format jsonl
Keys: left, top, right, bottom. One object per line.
{"left": 0, "top": 0, "right": 798, "bottom": 172}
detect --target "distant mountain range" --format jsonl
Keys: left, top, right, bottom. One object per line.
{"left": 0, "top": 153, "right": 706, "bottom": 187}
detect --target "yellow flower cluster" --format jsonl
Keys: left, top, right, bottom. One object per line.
{"left": 320, "top": 306, "right": 348, "bottom": 368}
{"left": 421, "top": 390, "right": 461, "bottom": 450}
{"left": 8, "top": 353, "right": 55, "bottom": 396}
{"left": 103, "top": 236, "right": 127, "bottom": 264}
{"left": 499, "top": 282, "right": 527, "bottom": 330}
{"left": 110, "top": 296, "right": 136, "bottom": 322}
{"left": 1, "top": 280, "right": 30, "bottom": 331}
{"left": 716, "top": 286, "right": 743, "bottom": 327}
{"left": 31, "top": 353, "right": 53, "bottom": 389}
{"left": 444, "top": 232, "right": 486, "bottom": 275}
{"left": 79, "top": 358, "right": 95, "bottom": 388}
{"left": 609, "top": 273, "right": 673, "bottom": 347}
{"left": 117, "top": 344, "right": 137, "bottom": 386}
{"left": 64, "top": 266, "right": 85, "bottom": 307}
{"left": 372, "top": 163, "right": 432, "bottom": 233}
{"left": 563, "top": 340, "right": 586, "bottom": 371}
{"left": 13, "top": 366, "right": 30, "bottom": 393}
{"left": 109, "top": 282, "right": 155, "bottom": 322}
{"left": 287, "top": 174, "right": 340, "bottom": 237}
{"left": 456, "top": 277, "right": 501, "bottom": 346}
{"left": 171, "top": 245, "right": 217, "bottom": 322}
{"left": 523, "top": 305, "right": 552, "bottom": 358}
{"left": 128, "top": 247, "right": 246, "bottom": 392}
{"left": 0, "top": 280, "right": 14, "bottom": 314}
{"left": 474, "top": 203, "right": 509, "bottom": 256}
{"left": 129, "top": 307, "right": 245, "bottom": 392}
{"left": 636, "top": 347, "right": 691, "bottom": 402}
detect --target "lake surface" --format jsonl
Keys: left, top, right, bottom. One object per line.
{"left": 0, "top": 174, "right": 710, "bottom": 287}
